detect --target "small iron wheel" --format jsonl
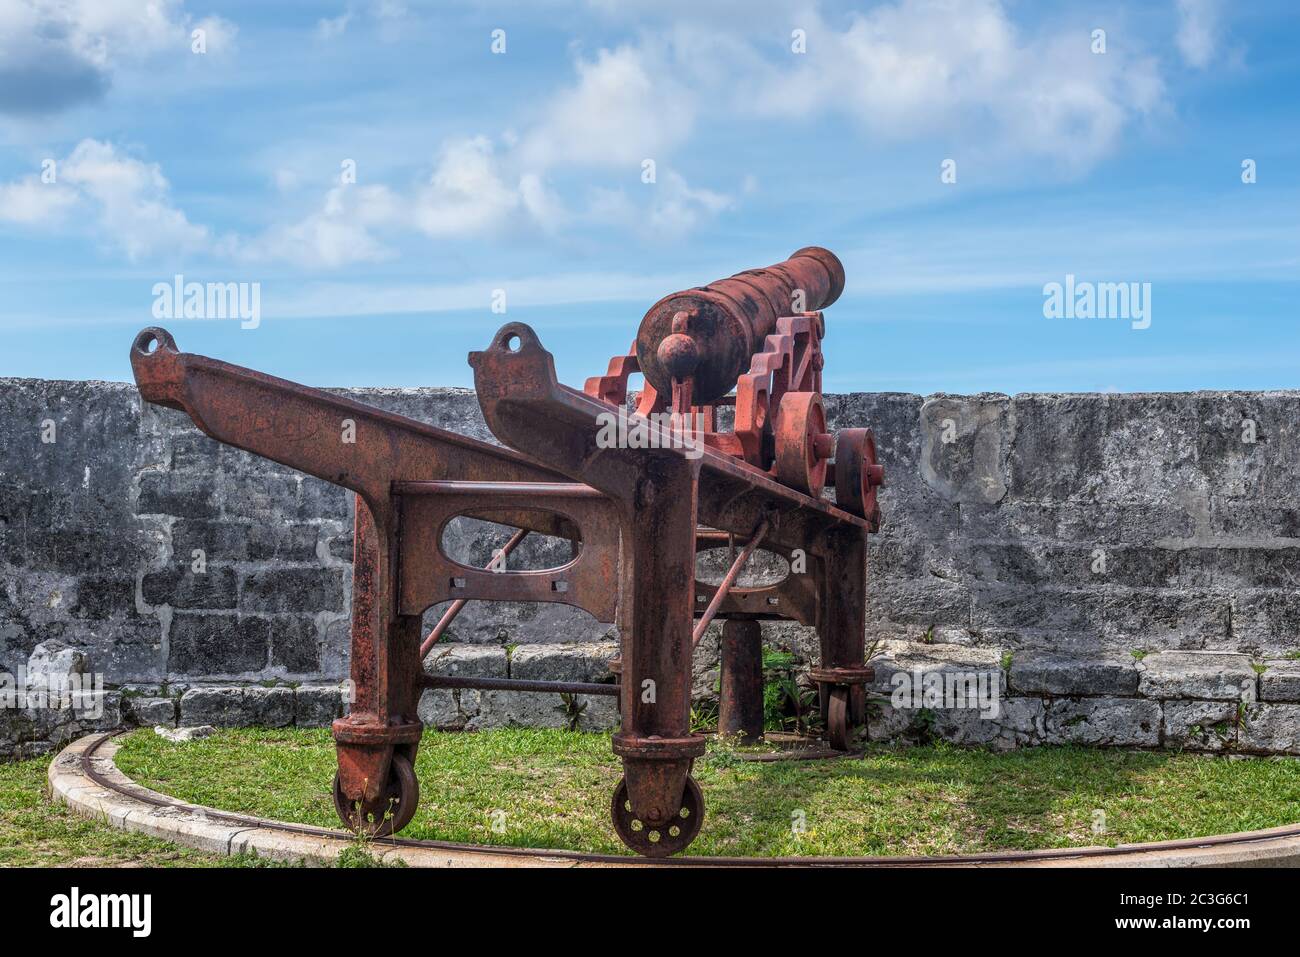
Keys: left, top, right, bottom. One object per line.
{"left": 833, "top": 428, "right": 882, "bottom": 526}
{"left": 333, "top": 752, "right": 419, "bottom": 837}
{"left": 774, "top": 392, "right": 829, "bottom": 496}
{"left": 850, "top": 684, "right": 867, "bottom": 726}
{"left": 827, "top": 686, "right": 853, "bottom": 751}
{"left": 611, "top": 775, "right": 705, "bottom": 858}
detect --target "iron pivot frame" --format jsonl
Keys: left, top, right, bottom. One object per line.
{"left": 129, "top": 327, "right": 622, "bottom": 838}
{"left": 128, "top": 248, "right": 884, "bottom": 857}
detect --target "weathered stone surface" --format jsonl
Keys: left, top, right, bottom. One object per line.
{"left": 1006, "top": 394, "right": 1109, "bottom": 502}
{"left": 1009, "top": 654, "right": 1139, "bottom": 696}
{"left": 127, "top": 696, "right": 177, "bottom": 727}
{"left": 919, "top": 396, "right": 1009, "bottom": 505}
{"left": 470, "top": 690, "right": 617, "bottom": 731}
{"left": 240, "top": 568, "right": 345, "bottom": 614}
{"left": 868, "top": 641, "right": 1006, "bottom": 696}
{"left": 142, "top": 566, "right": 239, "bottom": 610}
{"left": 1162, "top": 699, "right": 1243, "bottom": 751}
{"left": 1231, "top": 592, "right": 1300, "bottom": 656}
{"left": 294, "top": 685, "right": 343, "bottom": 728}
{"left": 156, "top": 724, "right": 216, "bottom": 742}
{"left": 0, "top": 689, "right": 122, "bottom": 759}
{"left": 179, "top": 686, "right": 294, "bottom": 728}
{"left": 416, "top": 642, "right": 621, "bottom": 730}
{"left": 1137, "top": 652, "right": 1257, "bottom": 701}
{"left": 6, "top": 379, "right": 1300, "bottom": 753}
{"left": 26, "top": 639, "right": 89, "bottom": 688}
{"left": 417, "top": 688, "right": 474, "bottom": 730}
{"left": 970, "top": 584, "right": 1103, "bottom": 635}
{"left": 870, "top": 697, "right": 1043, "bottom": 751}
{"left": 509, "top": 642, "right": 618, "bottom": 683}
{"left": 869, "top": 578, "right": 971, "bottom": 629}
{"left": 1240, "top": 703, "right": 1300, "bottom": 755}
{"left": 935, "top": 698, "right": 1043, "bottom": 750}
{"left": 423, "top": 642, "right": 508, "bottom": 678}
{"left": 1260, "top": 661, "right": 1300, "bottom": 702}
{"left": 1102, "top": 592, "right": 1232, "bottom": 648}
{"left": 1043, "top": 698, "right": 1161, "bottom": 747}
{"left": 168, "top": 613, "right": 271, "bottom": 675}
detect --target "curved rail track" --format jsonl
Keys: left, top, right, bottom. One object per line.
{"left": 49, "top": 732, "right": 1300, "bottom": 868}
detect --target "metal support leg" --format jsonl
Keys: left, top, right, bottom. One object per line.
{"left": 719, "top": 619, "right": 765, "bottom": 744}
{"left": 331, "top": 495, "right": 422, "bottom": 835}
{"left": 813, "top": 524, "right": 872, "bottom": 750}
{"left": 609, "top": 459, "right": 707, "bottom": 857}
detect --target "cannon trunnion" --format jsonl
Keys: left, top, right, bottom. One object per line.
{"left": 130, "top": 245, "right": 883, "bottom": 857}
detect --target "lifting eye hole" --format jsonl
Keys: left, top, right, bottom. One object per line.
{"left": 504, "top": 333, "right": 521, "bottom": 352}
{"left": 134, "top": 328, "right": 174, "bottom": 356}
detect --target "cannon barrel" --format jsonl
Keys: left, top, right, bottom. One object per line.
{"left": 635, "top": 246, "right": 844, "bottom": 406}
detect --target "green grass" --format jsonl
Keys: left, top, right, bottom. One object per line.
{"left": 5, "top": 728, "right": 1298, "bottom": 865}
{"left": 0, "top": 751, "right": 253, "bottom": 867}
{"left": 106, "top": 727, "right": 1300, "bottom": 858}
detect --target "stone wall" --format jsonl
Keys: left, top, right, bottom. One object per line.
{"left": 2, "top": 378, "right": 1298, "bottom": 756}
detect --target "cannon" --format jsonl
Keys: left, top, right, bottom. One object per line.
{"left": 129, "top": 246, "right": 883, "bottom": 857}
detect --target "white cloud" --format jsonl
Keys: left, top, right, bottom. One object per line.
{"left": 17, "top": 0, "right": 187, "bottom": 65}
{"left": 273, "top": 167, "right": 301, "bottom": 192}
{"left": 515, "top": 0, "right": 1165, "bottom": 208}
{"left": 519, "top": 45, "right": 696, "bottom": 170}
{"left": 245, "top": 184, "right": 402, "bottom": 268}
{"left": 1175, "top": 0, "right": 1220, "bottom": 68}
{"left": 748, "top": 0, "right": 1163, "bottom": 171}
{"left": 317, "top": 11, "right": 353, "bottom": 40}
{"left": 1, "top": 1, "right": 1178, "bottom": 269}
{"left": 0, "top": 176, "right": 79, "bottom": 225}
{"left": 0, "top": 1, "right": 233, "bottom": 113}
{"left": 60, "top": 139, "right": 209, "bottom": 259}
{"left": 0, "top": 140, "right": 207, "bottom": 259}
{"left": 373, "top": 0, "right": 408, "bottom": 19}
{"left": 588, "top": 171, "right": 731, "bottom": 238}
{"left": 412, "top": 137, "right": 521, "bottom": 237}
{"left": 244, "top": 138, "right": 569, "bottom": 267}
{"left": 192, "top": 15, "right": 238, "bottom": 55}
{"left": 646, "top": 172, "right": 731, "bottom": 235}
{"left": 518, "top": 173, "right": 567, "bottom": 232}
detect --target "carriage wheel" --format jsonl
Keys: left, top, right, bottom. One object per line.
{"left": 774, "top": 392, "right": 830, "bottom": 496}
{"left": 610, "top": 775, "right": 705, "bottom": 858}
{"left": 834, "top": 428, "right": 883, "bottom": 527}
{"left": 827, "top": 686, "right": 853, "bottom": 751}
{"left": 333, "top": 752, "right": 419, "bottom": 837}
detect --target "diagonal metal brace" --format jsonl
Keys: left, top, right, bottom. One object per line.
{"left": 419, "top": 527, "right": 529, "bottom": 659}
{"left": 692, "top": 518, "right": 770, "bottom": 647}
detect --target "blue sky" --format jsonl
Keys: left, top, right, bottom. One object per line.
{"left": 0, "top": 0, "right": 1296, "bottom": 394}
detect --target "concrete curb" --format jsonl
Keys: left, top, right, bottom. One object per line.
{"left": 48, "top": 734, "right": 585, "bottom": 868}
{"left": 48, "top": 733, "right": 1300, "bottom": 868}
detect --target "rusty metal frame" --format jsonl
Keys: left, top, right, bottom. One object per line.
{"left": 129, "top": 246, "right": 883, "bottom": 858}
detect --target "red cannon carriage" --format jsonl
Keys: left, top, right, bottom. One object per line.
{"left": 130, "top": 246, "right": 883, "bottom": 857}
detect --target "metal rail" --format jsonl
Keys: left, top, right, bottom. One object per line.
{"left": 420, "top": 674, "right": 619, "bottom": 697}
